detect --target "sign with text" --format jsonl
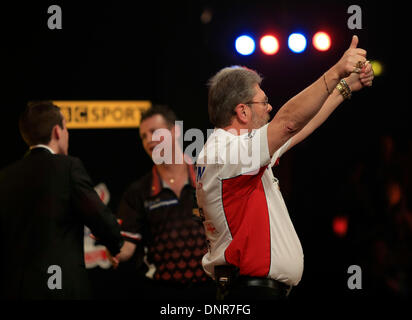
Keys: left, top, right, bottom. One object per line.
{"left": 53, "top": 100, "right": 151, "bottom": 129}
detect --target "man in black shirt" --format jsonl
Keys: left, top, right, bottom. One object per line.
{"left": 114, "top": 105, "right": 214, "bottom": 300}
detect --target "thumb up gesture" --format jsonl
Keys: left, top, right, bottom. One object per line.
{"left": 332, "top": 35, "right": 368, "bottom": 78}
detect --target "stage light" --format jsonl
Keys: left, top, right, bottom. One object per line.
{"left": 288, "top": 33, "right": 307, "bottom": 53}
{"left": 313, "top": 31, "right": 331, "bottom": 51}
{"left": 332, "top": 216, "right": 348, "bottom": 237}
{"left": 370, "top": 60, "right": 383, "bottom": 76}
{"left": 235, "top": 35, "right": 255, "bottom": 56}
{"left": 260, "top": 35, "right": 279, "bottom": 55}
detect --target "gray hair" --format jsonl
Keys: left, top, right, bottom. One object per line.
{"left": 207, "top": 66, "right": 262, "bottom": 128}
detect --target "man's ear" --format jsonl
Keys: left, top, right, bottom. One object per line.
{"left": 52, "top": 124, "right": 61, "bottom": 141}
{"left": 234, "top": 103, "right": 250, "bottom": 124}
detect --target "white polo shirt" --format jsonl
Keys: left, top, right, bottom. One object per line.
{"left": 195, "top": 124, "right": 303, "bottom": 286}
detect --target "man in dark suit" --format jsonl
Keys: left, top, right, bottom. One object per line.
{"left": 0, "top": 101, "right": 124, "bottom": 299}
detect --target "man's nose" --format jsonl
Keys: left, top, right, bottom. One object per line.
{"left": 267, "top": 103, "right": 272, "bottom": 112}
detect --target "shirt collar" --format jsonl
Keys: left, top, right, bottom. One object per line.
{"left": 30, "top": 144, "right": 55, "bottom": 154}
{"left": 150, "top": 160, "right": 196, "bottom": 197}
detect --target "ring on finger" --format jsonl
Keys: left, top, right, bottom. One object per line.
{"left": 356, "top": 61, "right": 365, "bottom": 69}
{"left": 352, "top": 67, "right": 361, "bottom": 73}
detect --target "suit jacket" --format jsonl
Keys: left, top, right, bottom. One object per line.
{"left": 0, "top": 147, "right": 123, "bottom": 299}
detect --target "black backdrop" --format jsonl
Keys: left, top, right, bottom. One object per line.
{"left": 1, "top": 0, "right": 410, "bottom": 305}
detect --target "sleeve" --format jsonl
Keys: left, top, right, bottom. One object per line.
{"left": 269, "top": 137, "right": 292, "bottom": 168}
{"left": 218, "top": 124, "right": 271, "bottom": 178}
{"left": 70, "top": 157, "right": 124, "bottom": 255}
{"left": 116, "top": 185, "right": 145, "bottom": 244}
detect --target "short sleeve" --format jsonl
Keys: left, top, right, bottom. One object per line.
{"left": 217, "top": 124, "right": 271, "bottom": 178}
{"left": 269, "top": 137, "right": 292, "bottom": 168}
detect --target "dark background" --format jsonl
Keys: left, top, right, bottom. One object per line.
{"left": 1, "top": 0, "right": 410, "bottom": 304}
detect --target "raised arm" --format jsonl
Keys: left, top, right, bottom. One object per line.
{"left": 267, "top": 35, "right": 367, "bottom": 156}
{"left": 286, "top": 61, "right": 374, "bottom": 151}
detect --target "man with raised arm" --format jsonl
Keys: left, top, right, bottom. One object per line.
{"left": 196, "top": 35, "right": 374, "bottom": 300}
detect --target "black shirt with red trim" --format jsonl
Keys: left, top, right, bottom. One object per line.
{"left": 117, "top": 164, "right": 209, "bottom": 284}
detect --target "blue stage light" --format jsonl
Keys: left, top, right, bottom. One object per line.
{"left": 235, "top": 35, "right": 255, "bottom": 56}
{"left": 288, "top": 33, "right": 307, "bottom": 53}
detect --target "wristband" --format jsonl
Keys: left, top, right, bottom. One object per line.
{"left": 336, "top": 79, "right": 352, "bottom": 99}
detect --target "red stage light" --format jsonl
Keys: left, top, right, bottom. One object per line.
{"left": 313, "top": 31, "right": 331, "bottom": 51}
{"left": 332, "top": 216, "right": 348, "bottom": 237}
{"left": 260, "top": 35, "right": 279, "bottom": 55}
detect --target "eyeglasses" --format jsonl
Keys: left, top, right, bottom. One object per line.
{"left": 245, "top": 99, "right": 270, "bottom": 107}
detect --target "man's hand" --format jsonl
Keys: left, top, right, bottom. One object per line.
{"left": 346, "top": 61, "right": 374, "bottom": 92}
{"left": 106, "top": 249, "right": 120, "bottom": 269}
{"left": 330, "top": 35, "right": 367, "bottom": 79}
